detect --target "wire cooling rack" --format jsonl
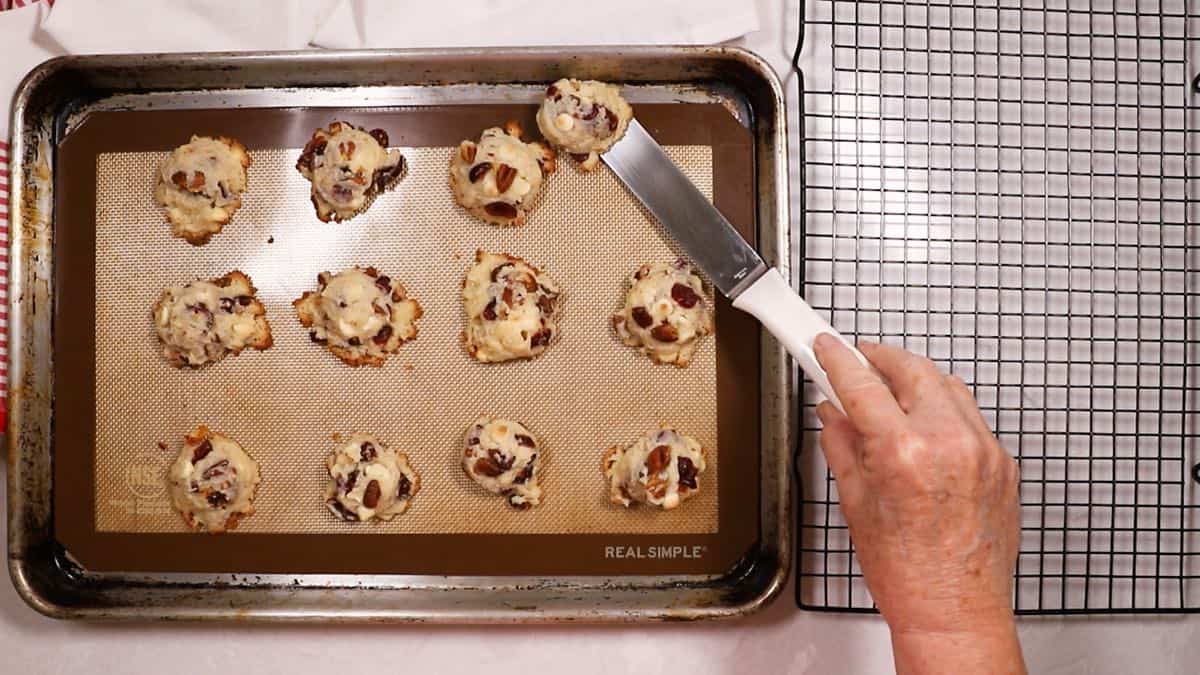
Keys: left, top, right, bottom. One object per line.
{"left": 792, "top": 0, "right": 1198, "bottom": 614}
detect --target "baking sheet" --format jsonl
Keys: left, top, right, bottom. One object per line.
{"left": 93, "top": 144, "right": 720, "bottom": 535}
{"left": 11, "top": 48, "right": 791, "bottom": 620}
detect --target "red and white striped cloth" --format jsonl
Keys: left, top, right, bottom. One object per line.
{"left": 0, "top": 0, "right": 38, "bottom": 426}
{"left": 0, "top": 0, "right": 54, "bottom": 428}
{"left": 0, "top": 136, "right": 9, "bottom": 427}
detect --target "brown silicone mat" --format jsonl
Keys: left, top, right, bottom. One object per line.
{"left": 52, "top": 105, "right": 762, "bottom": 575}
{"left": 94, "top": 145, "right": 719, "bottom": 535}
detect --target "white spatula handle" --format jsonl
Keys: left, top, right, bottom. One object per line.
{"left": 732, "top": 267, "right": 869, "bottom": 413}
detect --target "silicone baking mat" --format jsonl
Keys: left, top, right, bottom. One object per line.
{"left": 49, "top": 104, "right": 762, "bottom": 575}
{"left": 92, "top": 145, "right": 720, "bottom": 535}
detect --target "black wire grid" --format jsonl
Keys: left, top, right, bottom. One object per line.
{"left": 792, "top": 0, "right": 1198, "bottom": 614}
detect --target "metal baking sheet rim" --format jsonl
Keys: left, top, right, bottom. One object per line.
{"left": 6, "top": 47, "right": 795, "bottom": 622}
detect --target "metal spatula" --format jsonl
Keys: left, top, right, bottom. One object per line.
{"left": 604, "top": 120, "right": 869, "bottom": 412}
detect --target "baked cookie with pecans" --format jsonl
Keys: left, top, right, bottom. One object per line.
{"left": 324, "top": 434, "right": 420, "bottom": 522}
{"left": 167, "top": 425, "right": 261, "bottom": 533}
{"left": 449, "top": 121, "right": 556, "bottom": 226}
{"left": 603, "top": 427, "right": 707, "bottom": 510}
{"left": 293, "top": 266, "right": 422, "bottom": 367}
{"left": 462, "top": 251, "right": 562, "bottom": 363}
{"left": 295, "top": 121, "right": 407, "bottom": 222}
{"left": 153, "top": 270, "right": 273, "bottom": 368}
{"left": 613, "top": 260, "right": 714, "bottom": 367}
{"left": 154, "top": 135, "right": 251, "bottom": 245}
{"left": 536, "top": 79, "right": 633, "bottom": 171}
{"left": 463, "top": 417, "right": 543, "bottom": 509}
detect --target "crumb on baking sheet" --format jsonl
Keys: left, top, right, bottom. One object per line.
{"left": 156, "top": 441, "right": 168, "bottom": 450}
{"left": 403, "top": 363, "right": 415, "bottom": 371}
{"left": 267, "top": 236, "right": 275, "bottom": 244}
{"left": 331, "top": 432, "right": 342, "bottom": 441}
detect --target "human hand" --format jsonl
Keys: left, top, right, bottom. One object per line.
{"left": 813, "top": 334, "right": 1024, "bottom": 674}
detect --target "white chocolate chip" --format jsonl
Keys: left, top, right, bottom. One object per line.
{"left": 364, "top": 315, "right": 384, "bottom": 334}
{"left": 554, "top": 113, "right": 575, "bottom": 131}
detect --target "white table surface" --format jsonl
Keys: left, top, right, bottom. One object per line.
{"left": 4, "top": 1, "right": 1198, "bottom": 672}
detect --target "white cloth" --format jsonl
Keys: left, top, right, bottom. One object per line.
{"left": 40, "top": 0, "right": 342, "bottom": 55}
{"left": 312, "top": 0, "right": 761, "bottom": 49}
{"left": 0, "top": 1, "right": 60, "bottom": 139}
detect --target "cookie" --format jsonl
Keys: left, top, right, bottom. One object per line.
{"left": 613, "top": 261, "right": 714, "bottom": 367}
{"left": 154, "top": 135, "right": 251, "bottom": 245}
{"left": 324, "top": 434, "right": 420, "bottom": 522}
{"left": 167, "top": 425, "right": 261, "bottom": 532}
{"left": 537, "top": 79, "right": 633, "bottom": 171}
{"left": 449, "top": 120, "right": 556, "bottom": 226}
{"left": 153, "top": 270, "right": 273, "bottom": 368}
{"left": 603, "top": 427, "right": 707, "bottom": 510}
{"left": 462, "top": 251, "right": 562, "bottom": 363}
{"left": 293, "top": 266, "right": 423, "bottom": 367}
{"left": 463, "top": 417, "right": 543, "bottom": 509}
{"left": 296, "top": 121, "right": 407, "bottom": 222}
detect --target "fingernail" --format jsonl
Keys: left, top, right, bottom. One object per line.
{"left": 813, "top": 332, "right": 839, "bottom": 351}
